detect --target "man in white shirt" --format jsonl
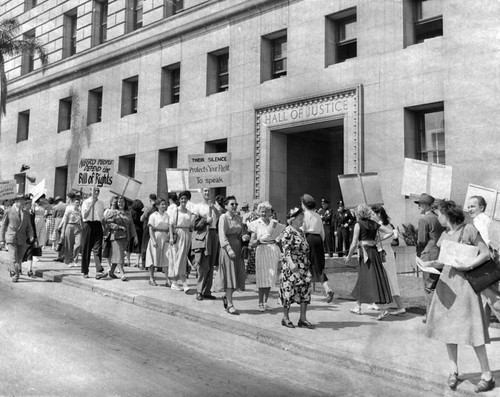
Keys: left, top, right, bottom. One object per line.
{"left": 191, "top": 187, "right": 219, "bottom": 301}
{"left": 468, "top": 195, "right": 500, "bottom": 324}
{"left": 80, "top": 187, "right": 106, "bottom": 278}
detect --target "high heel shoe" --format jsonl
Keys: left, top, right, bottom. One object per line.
{"left": 27, "top": 270, "right": 34, "bottom": 278}
{"left": 281, "top": 318, "right": 295, "bottom": 328}
{"left": 226, "top": 305, "right": 239, "bottom": 315}
{"left": 447, "top": 372, "right": 459, "bottom": 390}
{"left": 222, "top": 296, "right": 228, "bottom": 310}
{"left": 475, "top": 377, "right": 495, "bottom": 393}
{"left": 297, "top": 319, "right": 315, "bottom": 329}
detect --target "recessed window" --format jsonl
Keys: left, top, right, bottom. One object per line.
{"left": 24, "top": 0, "right": 37, "bottom": 12}
{"left": 404, "top": 0, "right": 443, "bottom": 47}
{"left": 21, "top": 30, "right": 35, "bottom": 75}
{"left": 121, "top": 76, "right": 139, "bottom": 117}
{"left": 92, "top": 0, "right": 108, "bottom": 46}
{"left": 158, "top": 147, "right": 178, "bottom": 196}
{"left": 58, "top": 96, "right": 73, "bottom": 132}
{"left": 205, "top": 139, "right": 227, "bottom": 198}
{"left": 405, "top": 103, "right": 445, "bottom": 165}
{"left": 207, "top": 48, "right": 229, "bottom": 96}
{"left": 325, "top": 7, "right": 357, "bottom": 67}
{"left": 17, "top": 110, "right": 30, "bottom": 143}
{"left": 164, "top": 0, "right": 184, "bottom": 17}
{"left": 63, "top": 10, "right": 78, "bottom": 58}
{"left": 161, "top": 63, "right": 181, "bottom": 107}
{"left": 119, "top": 154, "right": 136, "bottom": 178}
{"left": 127, "top": 0, "right": 143, "bottom": 33}
{"left": 88, "top": 87, "right": 103, "bottom": 125}
{"left": 54, "top": 166, "right": 69, "bottom": 199}
{"left": 261, "top": 30, "right": 287, "bottom": 83}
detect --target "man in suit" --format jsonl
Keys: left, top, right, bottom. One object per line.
{"left": 0, "top": 194, "right": 34, "bottom": 282}
{"left": 191, "top": 187, "right": 219, "bottom": 301}
{"left": 415, "top": 193, "right": 445, "bottom": 323}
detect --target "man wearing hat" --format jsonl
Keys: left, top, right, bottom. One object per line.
{"left": 0, "top": 194, "right": 34, "bottom": 282}
{"left": 334, "top": 200, "right": 355, "bottom": 257}
{"left": 318, "top": 199, "right": 334, "bottom": 257}
{"left": 415, "top": 193, "right": 445, "bottom": 323}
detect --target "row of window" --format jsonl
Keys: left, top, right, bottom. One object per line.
{"left": 20, "top": 0, "right": 443, "bottom": 75}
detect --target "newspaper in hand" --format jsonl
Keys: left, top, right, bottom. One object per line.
{"left": 438, "top": 240, "right": 478, "bottom": 268}
{"left": 415, "top": 256, "right": 441, "bottom": 275}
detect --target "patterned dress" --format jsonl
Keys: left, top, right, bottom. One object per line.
{"left": 279, "top": 226, "right": 312, "bottom": 308}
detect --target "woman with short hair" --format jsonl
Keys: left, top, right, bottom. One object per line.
{"left": 249, "top": 201, "right": 281, "bottom": 311}
{"left": 146, "top": 198, "right": 170, "bottom": 286}
{"left": 426, "top": 200, "right": 495, "bottom": 393}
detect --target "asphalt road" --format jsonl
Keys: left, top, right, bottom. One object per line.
{"left": 0, "top": 274, "right": 436, "bottom": 397}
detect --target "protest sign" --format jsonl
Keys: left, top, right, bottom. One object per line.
{"left": 110, "top": 172, "right": 142, "bottom": 200}
{"left": 29, "top": 179, "right": 46, "bottom": 202}
{"left": 0, "top": 180, "right": 17, "bottom": 200}
{"left": 401, "top": 158, "right": 452, "bottom": 199}
{"left": 166, "top": 169, "right": 189, "bottom": 192}
{"left": 338, "top": 173, "right": 383, "bottom": 209}
{"left": 77, "top": 158, "right": 115, "bottom": 188}
{"left": 188, "top": 153, "right": 231, "bottom": 189}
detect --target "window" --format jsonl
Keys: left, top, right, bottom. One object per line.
{"left": 164, "top": 0, "right": 184, "bottom": 17}
{"left": 63, "top": 10, "right": 78, "bottom": 58}
{"left": 207, "top": 48, "right": 229, "bottom": 96}
{"left": 161, "top": 63, "right": 180, "bottom": 106}
{"left": 405, "top": 103, "right": 445, "bottom": 165}
{"left": 121, "top": 76, "right": 139, "bottom": 117}
{"left": 205, "top": 139, "right": 227, "bottom": 197}
{"left": 17, "top": 110, "right": 30, "bottom": 143}
{"left": 54, "top": 166, "right": 68, "bottom": 199}
{"left": 58, "top": 97, "right": 73, "bottom": 132}
{"left": 127, "top": 0, "right": 143, "bottom": 32}
{"left": 119, "top": 154, "right": 136, "bottom": 178}
{"left": 260, "top": 30, "right": 287, "bottom": 83}
{"left": 88, "top": 87, "right": 103, "bottom": 125}
{"left": 24, "top": 0, "right": 37, "bottom": 12}
{"left": 325, "top": 8, "right": 357, "bottom": 67}
{"left": 21, "top": 30, "right": 35, "bottom": 75}
{"left": 158, "top": 147, "right": 178, "bottom": 197}
{"left": 403, "top": 0, "right": 443, "bottom": 47}
{"left": 93, "top": 0, "right": 108, "bottom": 46}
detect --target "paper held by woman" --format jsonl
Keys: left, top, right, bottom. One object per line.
{"left": 415, "top": 257, "right": 441, "bottom": 275}
{"left": 438, "top": 239, "right": 479, "bottom": 267}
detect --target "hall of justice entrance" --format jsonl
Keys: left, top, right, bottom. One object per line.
{"left": 269, "top": 120, "right": 344, "bottom": 220}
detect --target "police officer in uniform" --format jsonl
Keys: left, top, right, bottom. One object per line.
{"left": 334, "top": 201, "right": 355, "bottom": 257}
{"left": 318, "top": 199, "right": 334, "bottom": 257}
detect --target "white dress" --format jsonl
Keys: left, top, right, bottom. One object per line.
{"left": 379, "top": 224, "right": 400, "bottom": 296}
{"left": 145, "top": 211, "right": 170, "bottom": 269}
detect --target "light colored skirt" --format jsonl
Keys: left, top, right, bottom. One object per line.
{"left": 255, "top": 243, "right": 281, "bottom": 288}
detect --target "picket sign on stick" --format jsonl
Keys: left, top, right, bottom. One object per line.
{"left": 338, "top": 172, "right": 384, "bottom": 209}
{"left": 0, "top": 180, "right": 17, "bottom": 200}
{"left": 401, "top": 158, "right": 452, "bottom": 200}
{"left": 110, "top": 172, "right": 142, "bottom": 200}
{"left": 166, "top": 169, "right": 189, "bottom": 192}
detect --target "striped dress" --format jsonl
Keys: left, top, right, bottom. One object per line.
{"left": 249, "top": 218, "right": 281, "bottom": 288}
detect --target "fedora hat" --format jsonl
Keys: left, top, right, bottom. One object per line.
{"left": 414, "top": 193, "right": 435, "bottom": 205}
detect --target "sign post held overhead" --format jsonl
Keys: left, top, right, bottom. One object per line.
{"left": 166, "top": 169, "right": 189, "bottom": 192}
{"left": 77, "top": 158, "right": 115, "bottom": 188}
{"left": 188, "top": 153, "right": 231, "bottom": 189}
{"left": 401, "top": 158, "right": 452, "bottom": 200}
{"left": 338, "top": 172, "right": 384, "bottom": 209}
{"left": 110, "top": 172, "right": 142, "bottom": 200}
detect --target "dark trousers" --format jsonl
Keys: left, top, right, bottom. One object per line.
{"left": 81, "top": 221, "right": 104, "bottom": 275}
{"left": 323, "top": 226, "right": 334, "bottom": 255}
{"left": 336, "top": 227, "right": 350, "bottom": 256}
{"left": 194, "top": 229, "right": 219, "bottom": 295}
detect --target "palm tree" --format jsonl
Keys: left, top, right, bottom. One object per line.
{"left": 0, "top": 18, "right": 48, "bottom": 116}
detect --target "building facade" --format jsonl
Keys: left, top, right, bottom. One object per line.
{"left": 1, "top": 0, "right": 500, "bottom": 224}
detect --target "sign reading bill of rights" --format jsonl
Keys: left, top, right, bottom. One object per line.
{"left": 77, "top": 158, "right": 115, "bottom": 187}
{"left": 188, "top": 153, "right": 231, "bottom": 188}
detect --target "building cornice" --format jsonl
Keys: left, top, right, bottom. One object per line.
{"left": 8, "top": 0, "right": 298, "bottom": 101}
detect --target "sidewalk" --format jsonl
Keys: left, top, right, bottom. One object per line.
{"left": 2, "top": 249, "right": 500, "bottom": 396}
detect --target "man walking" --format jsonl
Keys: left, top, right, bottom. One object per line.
{"left": 0, "top": 194, "right": 34, "bottom": 282}
{"left": 80, "top": 188, "right": 106, "bottom": 278}
{"left": 415, "top": 193, "right": 445, "bottom": 323}
{"left": 191, "top": 187, "right": 219, "bottom": 301}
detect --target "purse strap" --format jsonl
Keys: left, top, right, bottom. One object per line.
{"left": 457, "top": 224, "right": 466, "bottom": 244}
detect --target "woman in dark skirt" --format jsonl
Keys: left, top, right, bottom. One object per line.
{"left": 301, "top": 194, "right": 335, "bottom": 303}
{"left": 345, "top": 204, "right": 392, "bottom": 320}
{"left": 128, "top": 199, "right": 144, "bottom": 267}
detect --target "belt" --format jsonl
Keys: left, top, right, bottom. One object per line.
{"left": 359, "top": 241, "right": 376, "bottom": 263}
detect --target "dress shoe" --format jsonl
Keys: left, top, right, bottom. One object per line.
{"left": 82, "top": 274, "right": 89, "bottom": 278}
{"left": 196, "top": 293, "right": 204, "bottom": 301}
{"left": 95, "top": 272, "right": 108, "bottom": 280}
{"left": 391, "top": 308, "right": 406, "bottom": 316}
{"left": 54, "top": 258, "right": 64, "bottom": 262}
{"left": 281, "top": 319, "right": 295, "bottom": 328}
{"left": 222, "top": 296, "right": 228, "bottom": 309}
{"left": 202, "top": 294, "right": 216, "bottom": 300}
{"left": 326, "top": 290, "right": 334, "bottom": 303}
{"left": 226, "top": 305, "right": 239, "bottom": 315}
{"left": 376, "top": 310, "right": 390, "bottom": 321}
{"left": 447, "top": 372, "right": 459, "bottom": 390}
{"left": 297, "top": 320, "right": 315, "bottom": 329}
{"left": 475, "top": 377, "right": 495, "bottom": 393}
{"left": 11, "top": 275, "right": 19, "bottom": 283}
{"left": 108, "top": 273, "right": 118, "bottom": 279}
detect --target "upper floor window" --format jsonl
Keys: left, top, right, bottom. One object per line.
{"left": 161, "top": 63, "right": 181, "bottom": 106}
{"left": 24, "top": 0, "right": 37, "bottom": 12}
{"left": 63, "top": 10, "right": 78, "bottom": 58}
{"left": 88, "top": 87, "right": 103, "bottom": 125}
{"left": 164, "top": 0, "right": 184, "bottom": 18}
{"left": 58, "top": 96, "right": 73, "bottom": 132}
{"left": 260, "top": 30, "right": 287, "bottom": 83}
{"left": 207, "top": 48, "right": 229, "bottom": 96}
{"left": 118, "top": 154, "right": 136, "bottom": 178}
{"left": 127, "top": 0, "right": 143, "bottom": 33}
{"left": 405, "top": 103, "right": 445, "bottom": 165}
{"left": 93, "top": 0, "right": 108, "bottom": 46}
{"left": 404, "top": 0, "right": 443, "bottom": 47}
{"left": 325, "top": 7, "right": 357, "bottom": 67}
{"left": 17, "top": 110, "right": 30, "bottom": 143}
{"left": 122, "top": 76, "right": 139, "bottom": 117}
{"left": 21, "top": 30, "right": 35, "bottom": 75}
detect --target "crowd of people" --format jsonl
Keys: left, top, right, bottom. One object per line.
{"left": 0, "top": 188, "right": 498, "bottom": 393}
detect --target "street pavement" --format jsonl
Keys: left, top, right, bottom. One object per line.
{"left": 2, "top": 249, "right": 500, "bottom": 396}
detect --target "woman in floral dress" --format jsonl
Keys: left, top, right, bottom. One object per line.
{"left": 279, "top": 207, "right": 314, "bottom": 329}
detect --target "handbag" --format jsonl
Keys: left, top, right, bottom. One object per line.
{"left": 377, "top": 231, "right": 387, "bottom": 263}
{"left": 31, "top": 246, "right": 42, "bottom": 257}
{"left": 458, "top": 225, "right": 500, "bottom": 293}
